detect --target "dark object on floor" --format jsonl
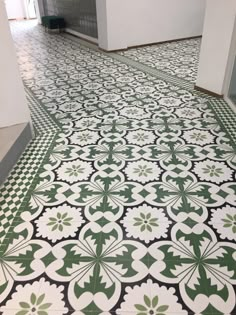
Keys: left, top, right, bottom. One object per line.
{"left": 41, "top": 16, "right": 66, "bottom": 32}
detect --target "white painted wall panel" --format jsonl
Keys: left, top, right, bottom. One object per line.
{"left": 5, "top": 0, "right": 26, "bottom": 19}
{"left": 0, "top": 1, "right": 31, "bottom": 128}
{"left": 196, "top": 0, "right": 236, "bottom": 95}
{"left": 96, "top": 0, "right": 206, "bottom": 51}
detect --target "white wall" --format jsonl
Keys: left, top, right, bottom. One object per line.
{"left": 96, "top": 0, "right": 206, "bottom": 51}
{"left": 196, "top": 0, "right": 236, "bottom": 95}
{"left": 5, "top": 0, "right": 26, "bottom": 19}
{"left": 0, "top": 1, "right": 31, "bottom": 128}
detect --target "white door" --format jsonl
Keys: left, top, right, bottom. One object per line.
{"left": 5, "top": 0, "right": 25, "bottom": 19}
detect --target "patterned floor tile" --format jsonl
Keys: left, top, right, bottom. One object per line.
{"left": 118, "top": 38, "right": 201, "bottom": 84}
{"left": 0, "top": 132, "right": 56, "bottom": 247}
{"left": 0, "top": 20, "right": 236, "bottom": 314}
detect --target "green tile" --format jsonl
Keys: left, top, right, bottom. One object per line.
{"left": 0, "top": 20, "right": 235, "bottom": 315}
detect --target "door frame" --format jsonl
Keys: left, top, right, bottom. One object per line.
{"left": 23, "top": 0, "right": 37, "bottom": 19}
{"left": 34, "top": 0, "right": 44, "bottom": 23}
{"left": 224, "top": 14, "right": 236, "bottom": 110}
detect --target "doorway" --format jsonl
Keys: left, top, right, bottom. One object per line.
{"left": 228, "top": 55, "right": 236, "bottom": 105}
{"left": 227, "top": 17, "right": 236, "bottom": 107}
{"left": 24, "top": 0, "right": 36, "bottom": 19}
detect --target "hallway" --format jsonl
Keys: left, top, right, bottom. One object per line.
{"left": 0, "top": 21, "right": 236, "bottom": 314}
{"left": 119, "top": 38, "right": 201, "bottom": 83}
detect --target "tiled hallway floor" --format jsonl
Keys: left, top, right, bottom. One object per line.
{"left": 0, "top": 21, "right": 236, "bottom": 314}
{"left": 118, "top": 38, "right": 201, "bottom": 83}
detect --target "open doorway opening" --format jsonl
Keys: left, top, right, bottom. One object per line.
{"left": 226, "top": 16, "right": 236, "bottom": 107}
{"left": 228, "top": 55, "right": 236, "bottom": 105}
{"left": 24, "top": 0, "right": 36, "bottom": 19}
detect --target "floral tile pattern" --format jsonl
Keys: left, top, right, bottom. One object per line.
{"left": 118, "top": 38, "right": 201, "bottom": 83}
{"left": 0, "top": 20, "right": 236, "bottom": 314}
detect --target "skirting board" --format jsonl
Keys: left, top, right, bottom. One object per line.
{"left": 194, "top": 85, "right": 223, "bottom": 98}
{"left": 99, "top": 35, "right": 202, "bottom": 52}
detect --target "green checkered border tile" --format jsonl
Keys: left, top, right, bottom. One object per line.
{"left": 209, "top": 98, "right": 236, "bottom": 145}
{"left": 0, "top": 132, "right": 56, "bottom": 247}
{"left": 26, "top": 88, "right": 61, "bottom": 135}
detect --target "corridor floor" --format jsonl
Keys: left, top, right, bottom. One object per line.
{"left": 119, "top": 38, "right": 201, "bottom": 83}
{"left": 0, "top": 21, "right": 236, "bottom": 314}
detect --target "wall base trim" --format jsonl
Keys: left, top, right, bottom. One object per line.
{"left": 194, "top": 85, "right": 224, "bottom": 98}
{"left": 99, "top": 35, "right": 202, "bottom": 52}
{"left": 127, "top": 35, "right": 202, "bottom": 50}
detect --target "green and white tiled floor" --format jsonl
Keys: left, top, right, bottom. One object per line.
{"left": 118, "top": 38, "right": 201, "bottom": 84}
{"left": 0, "top": 20, "right": 236, "bottom": 314}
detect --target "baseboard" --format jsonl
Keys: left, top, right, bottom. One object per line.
{"left": 99, "top": 35, "right": 202, "bottom": 52}
{"left": 194, "top": 85, "right": 223, "bottom": 98}
{"left": 128, "top": 35, "right": 202, "bottom": 50}
{"left": 0, "top": 123, "right": 32, "bottom": 186}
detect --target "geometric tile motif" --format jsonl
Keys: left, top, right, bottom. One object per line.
{"left": 0, "top": 132, "right": 56, "bottom": 248}
{"left": 0, "top": 21, "right": 236, "bottom": 315}
{"left": 210, "top": 97, "right": 236, "bottom": 145}
{"left": 111, "top": 50, "right": 195, "bottom": 90}
{"left": 64, "top": 33, "right": 195, "bottom": 91}
{"left": 118, "top": 37, "right": 201, "bottom": 83}
{"left": 111, "top": 40, "right": 236, "bottom": 148}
